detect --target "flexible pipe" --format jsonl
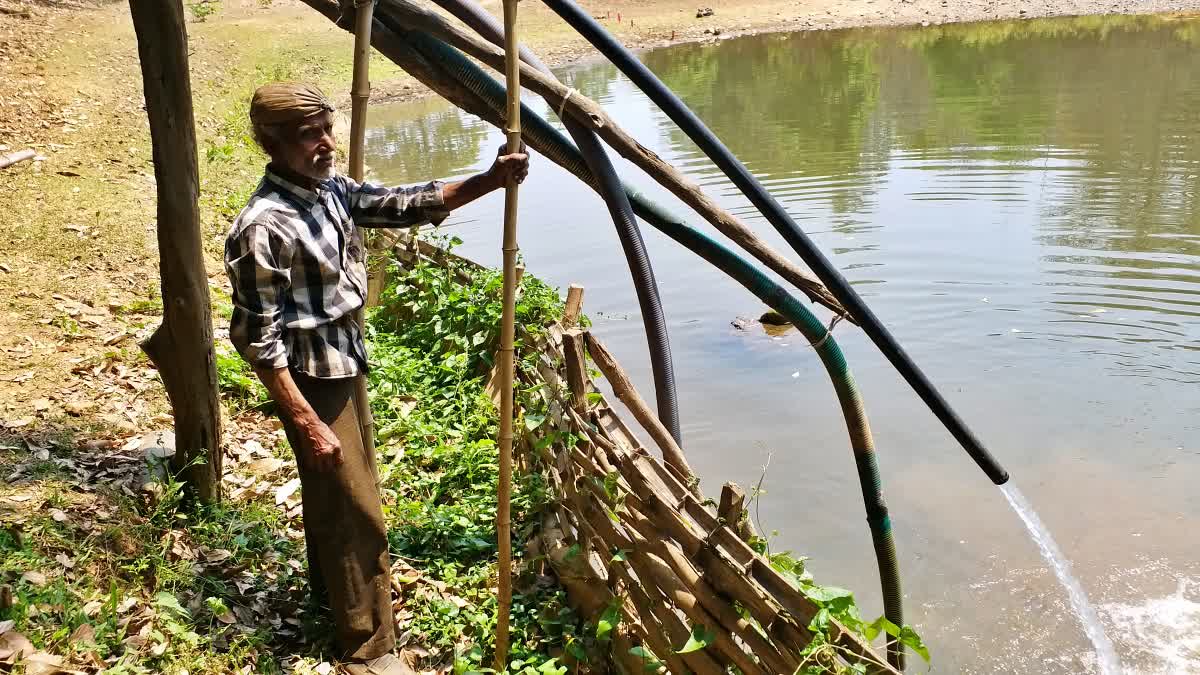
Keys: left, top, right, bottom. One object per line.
{"left": 539, "top": 0, "right": 1010, "bottom": 489}
{"left": 366, "top": 22, "right": 904, "bottom": 664}
{"left": 419, "top": 0, "right": 683, "bottom": 443}
{"left": 304, "top": 7, "right": 903, "bottom": 662}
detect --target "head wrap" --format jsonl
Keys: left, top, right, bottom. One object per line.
{"left": 249, "top": 82, "right": 335, "bottom": 128}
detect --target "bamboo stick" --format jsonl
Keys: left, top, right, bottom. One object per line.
{"left": 564, "top": 283, "right": 585, "bottom": 327}
{"left": 492, "top": 0, "right": 520, "bottom": 662}
{"left": 578, "top": 500, "right": 713, "bottom": 675}
{"left": 493, "top": 0, "right": 522, "bottom": 665}
{"left": 348, "top": 0, "right": 378, "bottom": 464}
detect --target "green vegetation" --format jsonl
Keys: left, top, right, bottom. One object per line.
{"left": 214, "top": 344, "right": 271, "bottom": 412}
{"left": 0, "top": 466, "right": 311, "bottom": 674}
{"left": 187, "top": 0, "right": 221, "bottom": 22}
{"left": 367, "top": 241, "right": 588, "bottom": 672}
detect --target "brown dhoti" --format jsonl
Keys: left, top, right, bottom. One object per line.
{"left": 279, "top": 371, "right": 395, "bottom": 661}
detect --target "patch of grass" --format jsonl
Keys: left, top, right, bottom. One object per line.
{"left": 215, "top": 344, "right": 270, "bottom": 412}
{"left": 0, "top": 466, "right": 311, "bottom": 674}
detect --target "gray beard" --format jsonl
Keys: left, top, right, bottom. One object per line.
{"left": 303, "top": 164, "right": 336, "bottom": 181}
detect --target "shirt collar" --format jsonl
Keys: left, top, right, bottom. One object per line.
{"left": 264, "top": 164, "right": 335, "bottom": 206}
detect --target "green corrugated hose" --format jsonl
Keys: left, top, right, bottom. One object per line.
{"left": 386, "top": 22, "right": 905, "bottom": 666}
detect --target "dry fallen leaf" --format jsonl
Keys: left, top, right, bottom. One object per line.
{"left": 22, "top": 652, "right": 69, "bottom": 675}
{"left": 0, "top": 629, "right": 34, "bottom": 662}
{"left": 50, "top": 509, "right": 68, "bottom": 523}
{"left": 274, "top": 478, "right": 301, "bottom": 505}
{"left": 68, "top": 623, "right": 95, "bottom": 645}
{"left": 21, "top": 571, "right": 47, "bottom": 587}
{"left": 54, "top": 553, "right": 74, "bottom": 569}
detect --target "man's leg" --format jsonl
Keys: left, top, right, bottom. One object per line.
{"left": 281, "top": 373, "right": 395, "bottom": 661}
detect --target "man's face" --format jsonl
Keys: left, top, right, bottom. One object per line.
{"left": 275, "top": 111, "right": 336, "bottom": 181}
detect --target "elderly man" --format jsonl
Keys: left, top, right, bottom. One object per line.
{"left": 224, "top": 83, "right": 528, "bottom": 675}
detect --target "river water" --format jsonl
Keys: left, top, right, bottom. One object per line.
{"left": 365, "top": 15, "right": 1200, "bottom": 673}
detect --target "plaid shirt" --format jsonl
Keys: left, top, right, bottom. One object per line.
{"left": 225, "top": 167, "right": 448, "bottom": 378}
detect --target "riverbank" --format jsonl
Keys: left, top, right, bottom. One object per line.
{"left": 3, "top": 0, "right": 1200, "bottom": 425}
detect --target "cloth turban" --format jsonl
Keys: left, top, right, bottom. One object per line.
{"left": 249, "top": 82, "right": 335, "bottom": 128}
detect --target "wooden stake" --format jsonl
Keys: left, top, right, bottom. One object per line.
{"left": 494, "top": 0, "right": 521, "bottom": 666}
{"left": 562, "top": 328, "right": 588, "bottom": 412}
{"left": 563, "top": 283, "right": 584, "bottom": 327}
{"left": 348, "top": 0, "right": 377, "bottom": 457}
{"left": 129, "top": 0, "right": 222, "bottom": 502}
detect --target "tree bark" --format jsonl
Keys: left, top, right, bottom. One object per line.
{"left": 129, "top": 0, "right": 222, "bottom": 503}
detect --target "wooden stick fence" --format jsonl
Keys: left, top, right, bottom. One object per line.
{"left": 387, "top": 234, "right": 897, "bottom": 674}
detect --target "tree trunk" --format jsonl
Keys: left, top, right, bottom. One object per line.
{"left": 129, "top": 0, "right": 222, "bottom": 503}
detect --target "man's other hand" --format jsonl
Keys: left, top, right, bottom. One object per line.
{"left": 488, "top": 143, "right": 529, "bottom": 186}
{"left": 298, "top": 417, "right": 344, "bottom": 472}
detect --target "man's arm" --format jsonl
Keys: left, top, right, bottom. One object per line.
{"left": 441, "top": 146, "right": 529, "bottom": 211}
{"left": 255, "top": 366, "right": 343, "bottom": 472}
{"left": 225, "top": 221, "right": 341, "bottom": 472}
{"left": 346, "top": 144, "right": 529, "bottom": 227}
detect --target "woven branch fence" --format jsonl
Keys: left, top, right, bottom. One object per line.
{"left": 384, "top": 233, "right": 898, "bottom": 675}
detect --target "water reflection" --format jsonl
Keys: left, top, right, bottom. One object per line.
{"left": 367, "top": 14, "right": 1200, "bottom": 672}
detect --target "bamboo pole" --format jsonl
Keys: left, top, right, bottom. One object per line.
{"left": 494, "top": 0, "right": 521, "bottom": 666}
{"left": 348, "top": 0, "right": 377, "bottom": 459}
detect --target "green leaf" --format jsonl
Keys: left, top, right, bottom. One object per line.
{"left": 676, "top": 624, "right": 716, "bottom": 654}
{"left": 596, "top": 604, "right": 622, "bottom": 641}
{"left": 628, "top": 646, "right": 663, "bottom": 671}
{"left": 866, "top": 616, "right": 901, "bottom": 641}
{"left": 602, "top": 472, "right": 621, "bottom": 502}
{"left": 154, "top": 592, "right": 189, "bottom": 618}
{"left": 899, "top": 625, "right": 930, "bottom": 662}
{"left": 564, "top": 543, "right": 582, "bottom": 560}
{"left": 808, "top": 608, "right": 831, "bottom": 633}
{"left": 586, "top": 392, "right": 604, "bottom": 405}
{"left": 803, "top": 585, "right": 853, "bottom": 604}
{"left": 610, "top": 548, "right": 628, "bottom": 562}
{"left": 524, "top": 413, "right": 546, "bottom": 431}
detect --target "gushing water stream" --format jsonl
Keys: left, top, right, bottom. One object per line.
{"left": 1001, "top": 483, "right": 1123, "bottom": 674}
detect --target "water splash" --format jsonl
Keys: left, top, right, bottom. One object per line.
{"left": 1103, "top": 578, "right": 1200, "bottom": 674}
{"left": 1000, "top": 482, "right": 1123, "bottom": 674}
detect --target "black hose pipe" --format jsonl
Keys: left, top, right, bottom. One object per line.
{"left": 421, "top": 0, "right": 683, "bottom": 444}
{"left": 540, "top": 0, "right": 1010, "bottom": 487}
{"left": 364, "top": 22, "right": 904, "bottom": 666}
